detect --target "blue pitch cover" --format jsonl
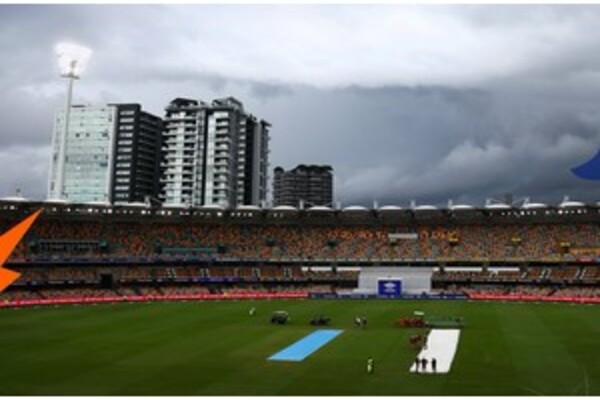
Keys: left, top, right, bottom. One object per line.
{"left": 268, "top": 329, "right": 343, "bottom": 362}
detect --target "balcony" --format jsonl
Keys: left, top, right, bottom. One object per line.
{"left": 165, "top": 114, "right": 196, "bottom": 122}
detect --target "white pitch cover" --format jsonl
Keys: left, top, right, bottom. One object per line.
{"left": 409, "top": 329, "right": 461, "bottom": 374}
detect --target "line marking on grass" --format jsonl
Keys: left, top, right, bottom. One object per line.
{"left": 268, "top": 329, "right": 343, "bottom": 362}
{"left": 521, "top": 386, "right": 545, "bottom": 395}
{"left": 572, "top": 381, "right": 583, "bottom": 395}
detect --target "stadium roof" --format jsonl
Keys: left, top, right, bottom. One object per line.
{"left": 307, "top": 206, "right": 334, "bottom": 212}
{"left": 450, "top": 204, "right": 475, "bottom": 211}
{"left": 414, "top": 205, "right": 439, "bottom": 211}
{"left": 272, "top": 205, "right": 298, "bottom": 212}
{"left": 162, "top": 204, "right": 188, "bottom": 209}
{"left": 485, "top": 203, "right": 511, "bottom": 210}
{"left": 0, "top": 195, "right": 29, "bottom": 202}
{"left": 118, "top": 202, "right": 148, "bottom": 208}
{"left": 342, "top": 205, "right": 369, "bottom": 212}
{"left": 236, "top": 205, "right": 261, "bottom": 211}
{"left": 559, "top": 200, "right": 585, "bottom": 208}
{"left": 378, "top": 205, "right": 403, "bottom": 211}
{"left": 84, "top": 201, "right": 111, "bottom": 207}
{"left": 522, "top": 202, "right": 548, "bottom": 209}
{"left": 2, "top": 198, "right": 600, "bottom": 225}
{"left": 43, "top": 198, "right": 70, "bottom": 204}
{"left": 200, "top": 204, "right": 225, "bottom": 210}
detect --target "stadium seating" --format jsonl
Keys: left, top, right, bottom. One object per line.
{"left": 1, "top": 212, "right": 599, "bottom": 304}
{"left": 9, "top": 218, "right": 600, "bottom": 262}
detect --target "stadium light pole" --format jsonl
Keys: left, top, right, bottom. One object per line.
{"left": 54, "top": 42, "right": 92, "bottom": 200}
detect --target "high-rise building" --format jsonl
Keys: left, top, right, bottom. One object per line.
{"left": 161, "top": 97, "right": 270, "bottom": 208}
{"left": 161, "top": 98, "right": 207, "bottom": 206}
{"left": 111, "top": 104, "right": 163, "bottom": 204}
{"left": 47, "top": 104, "right": 163, "bottom": 204}
{"left": 273, "top": 165, "right": 333, "bottom": 208}
{"left": 238, "top": 115, "right": 270, "bottom": 206}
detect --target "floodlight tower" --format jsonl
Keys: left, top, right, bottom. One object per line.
{"left": 53, "top": 42, "right": 92, "bottom": 200}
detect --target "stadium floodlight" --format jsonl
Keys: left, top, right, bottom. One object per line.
{"left": 53, "top": 42, "right": 92, "bottom": 200}
{"left": 55, "top": 42, "right": 92, "bottom": 79}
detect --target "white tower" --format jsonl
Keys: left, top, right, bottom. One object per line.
{"left": 49, "top": 42, "right": 92, "bottom": 200}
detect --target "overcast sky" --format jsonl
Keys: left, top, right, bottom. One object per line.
{"left": 2, "top": 4, "right": 600, "bottom": 206}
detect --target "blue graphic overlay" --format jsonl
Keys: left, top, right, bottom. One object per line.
{"left": 378, "top": 279, "right": 402, "bottom": 298}
{"left": 268, "top": 329, "right": 343, "bottom": 362}
{"left": 572, "top": 149, "right": 600, "bottom": 180}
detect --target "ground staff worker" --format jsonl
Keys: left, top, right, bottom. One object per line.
{"left": 367, "top": 357, "right": 374, "bottom": 374}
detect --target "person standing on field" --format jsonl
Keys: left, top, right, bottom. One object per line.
{"left": 431, "top": 357, "right": 437, "bottom": 373}
{"left": 367, "top": 357, "right": 374, "bottom": 374}
{"left": 355, "top": 317, "right": 362, "bottom": 327}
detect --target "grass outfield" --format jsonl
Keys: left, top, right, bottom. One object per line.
{"left": 0, "top": 299, "right": 599, "bottom": 395}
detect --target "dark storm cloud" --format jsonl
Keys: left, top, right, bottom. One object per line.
{"left": 1, "top": 5, "right": 600, "bottom": 206}
{"left": 261, "top": 85, "right": 600, "bottom": 206}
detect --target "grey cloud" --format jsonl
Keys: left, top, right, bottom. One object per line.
{"left": 249, "top": 82, "right": 294, "bottom": 102}
{"left": 0, "top": 145, "right": 50, "bottom": 199}
{"left": 0, "top": 87, "right": 61, "bottom": 148}
{"left": 336, "top": 95, "right": 600, "bottom": 206}
{"left": 1, "top": 5, "right": 600, "bottom": 207}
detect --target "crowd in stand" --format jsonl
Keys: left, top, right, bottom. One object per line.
{"left": 551, "top": 286, "right": 600, "bottom": 297}
{"left": 1, "top": 262, "right": 597, "bottom": 302}
{"left": 0, "top": 283, "right": 332, "bottom": 302}
{"left": 7, "top": 218, "right": 600, "bottom": 262}
{"left": 10, "top": 266, "right": 359, "bottom": 286}
{"left": 433, "top": 266, "right": 593, "bottom": 282}
{"left": 3, "top": 281, "right": 598, "bottom": 302}
{"left": 581, "top": 266, "right": 600, "bottom": 280}
{"left": 2, "top": 216, "right": 600, "bottom": 305}
{"left": 458, "top": 284, "right": 600, "bottom": 298}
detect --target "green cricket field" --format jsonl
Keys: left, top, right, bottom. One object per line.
{"left": 0, "top": 299, "right": 598, "bottom": 395}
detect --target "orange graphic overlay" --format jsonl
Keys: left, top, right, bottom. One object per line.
{"left": 0, "top": 209, "right": 43, "bottom": 293}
